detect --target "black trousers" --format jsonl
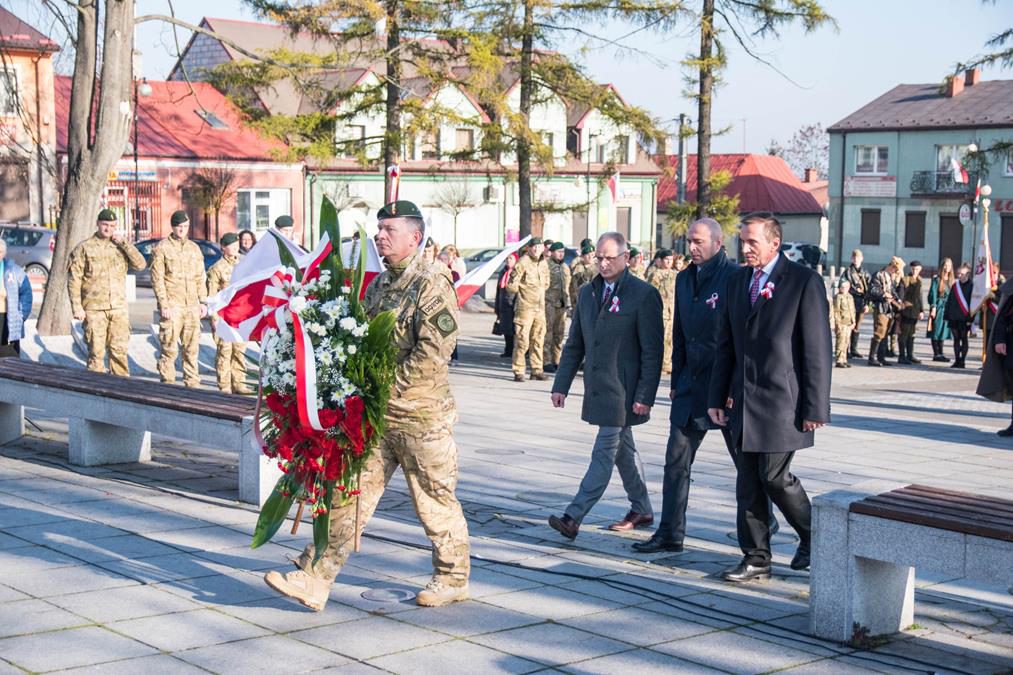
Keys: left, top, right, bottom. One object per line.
{"left": 0, "top": 313, "right": 18, "bottom": 355}
{"left": 949, "top": 321, "right": 970, "bottom": 363}
{"left": 658, "top": 425, "right": 776, "bottom": 544}
{"left": 736, "top": 450, "right": 811, "bottom": 564}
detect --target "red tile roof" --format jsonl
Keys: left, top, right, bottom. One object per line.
{"left": 656, "top": 153, "right": 823, "bottom": 215}
{"left": 55, "top": 76, "right": 289, "bottom": 161}
{"left": 0, "top": 7, "right": 59, "bottom": 53}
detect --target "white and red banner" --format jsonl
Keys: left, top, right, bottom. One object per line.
{"left": 387, "top": 164, "right": 401, "bottom": 204}
{"left": 970, "top": 217, "right": 998, "bottom": 315}
{"left": 340, "top": 237, "right": 384, "bottom": 294}
{"left": 454, "top": 236, "right": 531, "bottom": 307}
{"left": 950, "top": 157, "right": 969, "bottom": 184}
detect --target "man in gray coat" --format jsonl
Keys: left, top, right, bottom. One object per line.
{"left": 547, "top": 232, "right": 664, "bottom": 539}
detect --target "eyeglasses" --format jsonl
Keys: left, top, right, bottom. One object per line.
{"left": 595, "top": 253, "right": 627, "bottom": 264}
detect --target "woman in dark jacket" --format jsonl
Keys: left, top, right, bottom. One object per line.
{"left": 494, "top": 253, "right": 518, "bottom": 358}
{"left": 978, "top": 277, "right": 1013, "bottom": 435}
{"left": 944, "top": 263, "right": 974, "bottom": 368}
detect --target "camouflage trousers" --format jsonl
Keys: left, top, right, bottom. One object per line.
{"left": 543, "top": 303, "right": 567, "bottom": 366}
{"left": 214, "top": 335, "right": 249, "bottom": 393}
{"left": 513, "top": 307, "right": 546, "bottom": 376}
{"left": 158, "top": 306, "right": 202, "bottom": 387}
{"left": 84, "top": 308, "right": 131, "bottom": 376}
{"left": 662, "top": 316, "right": 673, "bottom": 374}
{"left": 834, "top": 326, "right": 852, "bottom": 364}
{"left": 298, "top": 424, "right": 470, "bottom": 586}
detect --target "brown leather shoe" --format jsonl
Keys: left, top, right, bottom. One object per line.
{"left": 608, "top": 511, "right": 654, "bottom": 531}
{"left": 548, "top": 514, "right": 579, "bottom": 539}
{"left": 531, "top": 372, "right": 548, "bottom": 381}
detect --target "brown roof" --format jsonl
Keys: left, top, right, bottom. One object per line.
{"left": 829, "top": 80, "right": 1013, "bottom": 132}
{"left": 0, "top": 7, "right": 59, "bottom": 53}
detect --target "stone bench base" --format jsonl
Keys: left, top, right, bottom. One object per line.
{"left": 810, "top": 481, "right": 1013, "bottom": 642}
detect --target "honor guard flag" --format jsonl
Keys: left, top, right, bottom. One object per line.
{"left": 969, "top": 218, "right": 998, "bottom": 314}
{"left": 454, "top": 236, "right": 532, "bottom": 307}
{"left": 340, "top": 236, "right": 384, "bottom": 295}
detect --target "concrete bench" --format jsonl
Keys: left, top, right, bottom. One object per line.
{"left": 810, "top": 481, "right": 1013, "bottom": 642}
{"left": 0, "top": 359, "right": 279, "bottom": 506}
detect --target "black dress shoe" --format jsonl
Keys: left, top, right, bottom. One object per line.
{"left": 631, "top": 534, "right": 684, "bottom": 553}
{"left": 722, "top": 560, "right": 771, "bottom": 583}
{"left": 544, "top": 364, "right": 558, "bottom": 373}
{"left": 790, "top": 547, "right": 810, "bottom": 571}
{"left": 998, "top": 426, "right": 1013, "bottom": 437}
{"left": 548, "top": 514, "right": 579, "bottom": 539}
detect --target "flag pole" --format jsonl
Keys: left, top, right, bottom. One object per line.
{"left": 982, "top": 199, "right": 990, "bottom": 364}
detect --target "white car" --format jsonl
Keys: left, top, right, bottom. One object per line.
{"left": 780, "top": 242, "right": 826, "bottom": 270}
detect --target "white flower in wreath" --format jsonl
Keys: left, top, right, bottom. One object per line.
{"left": 339, "top": 316, "right": 357, "bottom": 332}
{"left": 347, "top": 344, "right": 357, "bottom": 355}
{"left": 289, "top": 296, "right": 308, "bottom": 315}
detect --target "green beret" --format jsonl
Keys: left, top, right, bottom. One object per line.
{"left": 580, "top": 238, "right": 593, "bottom": 248}
{"left": 377, "top": 200, "right": 422, "bottom": 220}
{"left": 549, "top": 242, "right": 564, "bottom": 252}
{"left": 97, "top": 208, "right": 117, "bottom": 222}
{"left": 220, "top": 232, "right": 239, "bottom": 246}
{"left": 581, "top": 244, "right": 594, "bottom": 255}
{"left": 170, "top": 210, "right": 189, "bottom": 226}
{"left": 528, "top": 236, "right": 543, "bottom": 245}
{"left": 630, "top": 247, "right": 640, "bottom": 257}
{"left": 275, "top": 215, "right": 294, "bottom": 229}
{"left": 657, "top": 248, "right": 673, "bottom": 258}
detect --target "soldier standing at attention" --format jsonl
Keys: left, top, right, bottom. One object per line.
{"left": 646, "top": 249, "right": 677, "bottom": 375}
{"left": 274, "top": 215, "right": 296, "bottom": 242}
{"left": 629, "top": 247, "right": 647, "bottom": 279}
{"left": 67, "top": 209, "right": 146, "bottom": 376}
{"left": 897, "top": 261, "right": 925, "bottom": 365}
{"left": 265, "top": 200, "right": 470, "bottom": 611}
{"left": 569, "top": 243, "right": 596, "bottom": 307}
{"left": 207, "top": 232, "right": 249, "bottom": 394}
{"left": 508, "top": 236, "right": 550, "bottom": 382}
{"left": 832, "top": 279, "right": 856, "bottom": 368}
{"left": 543, "top": 242, "right": 571, "bottom": 373}
{"left": 151, "top": 210, "right": 208, "bottom": 387}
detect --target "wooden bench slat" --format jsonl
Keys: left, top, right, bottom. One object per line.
{"left": 860, "top": 494, "right": 1013, "bottom": 528}
{"left": 900, "top": 484, "right": 1013, "bottom": 514}
{"left": 892, "top": 489, "right": 1013, "bottom": 520}
{"left": 850, "top": 501, "right": 1013, "bottom": 542}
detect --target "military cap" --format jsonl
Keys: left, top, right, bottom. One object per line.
{"left": 549, "top": 242, "right": 564, "bottom": 252}
{"left": 376, "top": 200, "right": 423, "bottom": 220}
{"left": 580, "top": 238, "right": 593, "bottom": 248}
{"left": 580, "top": 243, "right": 594, "bottom": 255}
{"left": 220, "top": 232, "right": 239, "bottom": 246}
{"left": 630, "top": 246, "right": 640, "bottom": 257}
{"left": 544, "top": 238, "right": 555, "bottom": 247}
{"left": 528, "top": 236, "right": 543, "bottom": 245}
{"left": 655, "top": 248, "right": 673, "bottom": 259}
{"left": 170, "top": 210, "right": 189, "bottom": 226}
{"left": 275, "top": 215, "right": 294, "bottom": 229}
{"left": 97, "top": 208, "right": 117, "bottom": 222}
{"left": 909, "top": 260, "right": 922, "bottom": 268}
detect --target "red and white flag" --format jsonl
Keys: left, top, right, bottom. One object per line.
{"left": 340, "top": 236, "right": 384, "bottom": 295}
{"left": 969, "top": 217, "right": 998, "bottom": 315}
{"left": 454, "top": 236, "right": 531, "bottom": 307}
{"left": 950, "top": 157, "right": 969, "bottom": 184}
{"left": 387, "top": 164, "right": 401, "bottom": 204}
{"left": 607, "top": 171, "right": 620, "bottom": 201}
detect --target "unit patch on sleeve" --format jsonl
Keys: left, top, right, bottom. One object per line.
{"left": 427, "top": 308, "right": 458, "bottom": 337}
{"left": 419, "top": 296, "right": 443, "bottom": 316}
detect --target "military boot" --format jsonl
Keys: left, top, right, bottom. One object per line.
{"left": 264, "top": 569, "right": 331, "bottom": 611}
{"left": 849, "top": 331, "right": 862, "bottom": 358}
{"left": 416, "top": 577, "right": 469, "bottom": 607}
{"left": 867, "top": 339, "right": 881, "bottom": 367}
{"left": 907, "top": 337, "right": 921, "bottom": 364}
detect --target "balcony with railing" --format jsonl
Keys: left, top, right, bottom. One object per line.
{"left": 909, "top": 171, "right": 978, "bottom": 197}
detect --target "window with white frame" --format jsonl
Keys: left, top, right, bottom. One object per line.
{"left": 0, "top": 69, "right": 17, "bottom": 116}
{"left": 855, "top": 145, "right": 888, "bottom": 174}
{"left": 1005, "top": 147, "right": 1013, "bottom": 176}
{"left": 595, "top": 138, "right": 607, "bottom": 163}
{"left": 338, "top": 125, "right": 366, "bottom": 157}
{"left": 236, "top": 188, "right": 291, "bottom": 231}
{"left": 454, "top": 128, "right": 474, "bottom": 152}
{"left": 540, "top": 131, "right": 554, "bottom": 149}
{"left": 420, "top": 130, "right": 440, "bottom": 159}
{"left": 936, "top": 144, "right": 971, "bottom": 172}
{"left": 614, "top": 135, "right": 630, "bottom": 164}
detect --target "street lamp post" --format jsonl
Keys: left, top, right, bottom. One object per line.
{"left": 132, "top": 76, "right": 152, "bottom": 243}
{"left": 585, "top": 131, "right": 600, "bottom": 235}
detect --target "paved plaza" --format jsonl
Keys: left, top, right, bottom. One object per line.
{"left": 1, "top": 310, "right": 1012, "bottom": 674}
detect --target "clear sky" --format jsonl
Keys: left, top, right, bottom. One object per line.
{"left": 12, "top": 0, "right": 1013, "bottom": 154}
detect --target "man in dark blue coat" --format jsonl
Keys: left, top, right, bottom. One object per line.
{"left": 547, "top": 232, "right": 664, "bottom": 539}
{"left": 633, "top": 218, "right": 758, "bottom": 553}
{"left": 708, "top": 213, "right": 831, "bottom": 582}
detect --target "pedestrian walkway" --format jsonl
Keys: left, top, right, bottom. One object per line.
{"left": 1, "top": 314, "right": 1010, "bottom": 673}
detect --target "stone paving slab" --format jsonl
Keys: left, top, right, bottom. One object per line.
{"left": 0, "top": 315, "right": 1011, "bottom": 673}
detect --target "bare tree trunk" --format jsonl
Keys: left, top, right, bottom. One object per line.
{"left": 695, "top": 0, "right": 715, "bottom": 220}
{"left": 38, "top": 0, "right": 136, "bottom": 335}
{"left": 383, "top": 0, "right": 401, "bottom": 202}
{"left": 517, "top": 0, "right": 534, "bottom": 238}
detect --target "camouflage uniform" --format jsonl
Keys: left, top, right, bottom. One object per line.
{"left": 569, "top": 259, "right": 597, "bottom": 307}
{"left": 67, "top": 234, "right": 146, "bottom": 376}
{"left": 507, "top": 253, "right": 550, "bottom": 376}
{"left": 151, "top": 235, "right": 206, "bottom": 387}
{"left": 646, "top": 266, "right": 676, "bottom": 374}
{"left": 543, "top": 258, "right": 571, "bottom": 366}
{"left": 629, "top": 262, "right": 647, "bottom": 280}
{"left": 298, "top": 252, "right": 470, "bottom": 587}
{"left": 207, "top": 254, "right": 248, "bottom": 393}
{"left": 832, "top": 292, "right": 856, "bottom": 365}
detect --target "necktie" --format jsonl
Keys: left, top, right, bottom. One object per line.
{"left": 602, "top": 284, "right": 613, "bottom": 309}
{"left": 749, "top": 269, "right": 763, "bottom": 305}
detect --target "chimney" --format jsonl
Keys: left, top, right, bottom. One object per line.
{"left": 945, "top": 74, "right": 964, "bottom": 98}
{"left": 965, "top": 67, "right": 981, "bottom": 86}
{"left": 804, "top": 168, "right": 818, "bottom": 183}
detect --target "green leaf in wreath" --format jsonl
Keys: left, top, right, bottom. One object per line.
{"left": 251, "top": 482, "right": 295, "bottom": 549}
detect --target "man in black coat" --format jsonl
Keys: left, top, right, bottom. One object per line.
{"left": 548, "top": 232, "right": 664, "bottom": 539}
{"left": 634, "top": 218, "right": 777, "bottom": 553}
{"left": 708, "top": 213, "right": 831, "bottom": 582}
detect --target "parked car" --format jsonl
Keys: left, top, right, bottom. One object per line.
{"left": 0, "top": 224, "right": 55, "bottom": 281}
{"left": 780, "top": 241, "right": 826, "bottom": 270}
{"left": 463, "top": 247, "right": 503, "bottom": 272}
{"left": 130, "top": 238, "right": 223, "bottom": 287}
